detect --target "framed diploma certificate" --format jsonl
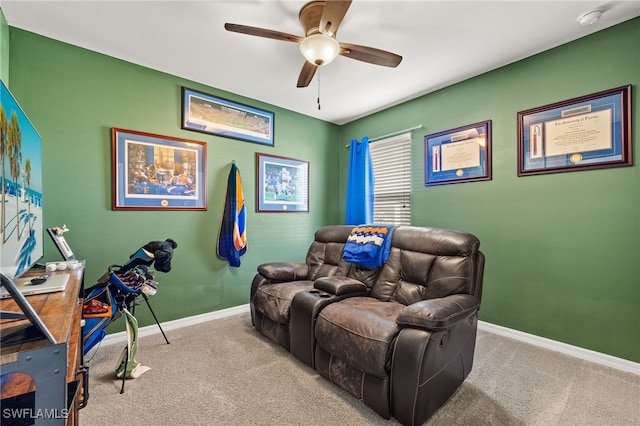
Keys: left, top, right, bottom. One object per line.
{"left": 424, "top": 120, "right": 492, "bottom": 186}
{"left": 517, "top": 85, "right": 631, "bottom": 176}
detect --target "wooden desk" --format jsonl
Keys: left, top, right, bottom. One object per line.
{"left": 0, "top": 267, "right": 86, "bottom": 425}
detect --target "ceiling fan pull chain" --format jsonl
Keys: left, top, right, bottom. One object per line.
{"left": 317, "top": 69, "right": 321, "bottom": 110}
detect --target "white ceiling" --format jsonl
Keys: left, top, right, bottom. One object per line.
{"left": 1, "top": 0, "right": 639, "bottom": 125}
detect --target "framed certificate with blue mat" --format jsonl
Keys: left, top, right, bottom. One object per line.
{"left": 424, "top": 120, "right": 492, "bottom": 186}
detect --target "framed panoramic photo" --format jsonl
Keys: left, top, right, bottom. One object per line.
{"left": 112, "top": 128, "right": 207, "bottom": 210}
{"left": 517, "top": 85, "right": 632, "bottom": 176}
{"left": 424, "top": 120, "right": 492, "bottom": 186}
{"left": 256, "top": 153, "right": 309, "bottom": 212}
{"left": 181, "top": 87, "right": 275, "bottom": 146}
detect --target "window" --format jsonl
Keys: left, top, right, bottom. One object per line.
{"left": 369, "top": 132, "right": 411, "bottom": 225}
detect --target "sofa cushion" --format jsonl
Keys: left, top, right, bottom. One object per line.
{"left": 306, "top": 240, "right": 351, "bottom": 280}
{"left": 347, "top": 265, "right": 379, "bottom": 289}
{"left": 370, "top": 226, "right": 480, "bottom": 305}
{"left": 253, "top": 281, "right": 314, "bottom": 324}
{"left": 315, "top": 297, "right": 405, "bottom": 378}
{"left": 304, "top": 226, "right": 354, "bottom": 280}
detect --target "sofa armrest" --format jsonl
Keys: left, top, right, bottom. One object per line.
{"left": 396, "top": 294, "right": 479, "bottom": 331}
{"left": 314, "top": 276, "right": 367, "bottom": 296}
{"left": 257, "top": 262, "right": 309, "bottom": 281}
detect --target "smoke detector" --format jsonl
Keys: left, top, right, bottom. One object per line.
{"left": 577, "top": 9, "right": 602, "bottom": 25}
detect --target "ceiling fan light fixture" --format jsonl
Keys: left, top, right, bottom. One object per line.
{"left": 299, "top": 33, "right": 340, "bottom": 66}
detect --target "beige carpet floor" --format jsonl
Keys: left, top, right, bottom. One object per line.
{"left": 79, "top": 312, "right": 639, "bottom": 426}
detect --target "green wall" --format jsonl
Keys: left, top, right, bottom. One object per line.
{"left": 5, "top": 15, "right": 639, "bottom": 362}
{"left": 7, "top": 28, "right": 341, "bottom": 329}
{"left": 342, "top": 18, "right": 639, "bottom": 362}
{"left": 0, "top": 8, "right": 8, "bottom": 82}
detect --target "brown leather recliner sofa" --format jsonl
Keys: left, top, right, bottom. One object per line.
{"left": 250, "top": 225, "right": 485, "bottom": 425}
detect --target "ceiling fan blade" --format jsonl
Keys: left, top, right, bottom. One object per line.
{"left": 339, "top": 43, "right": 402, "bottom": 67}
{"left": 224, "top": 23, "right": 302, "bottom": 43}
{"left": 297, "top": 61, "right": 318, "bottom": 88}
{"left": 319, "top": 0, "right": 352, "bottom": 35}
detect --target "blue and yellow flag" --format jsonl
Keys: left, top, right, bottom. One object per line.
{"left": 217, "top": 163, "right": 247, "bottom": 267}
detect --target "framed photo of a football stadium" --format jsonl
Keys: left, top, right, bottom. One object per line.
{"left": 181, "top": 87, "right": 275, "bottom": 146}
{"left": 256, "top": 153, "right": 309, "bottom": 213}
{"left": 112, "top": 128, "right": 207, "bottom": 210}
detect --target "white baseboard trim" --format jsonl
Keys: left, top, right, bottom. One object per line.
{"left": 97, "top": 304, "right": 638, "bottom": 375}
{"left": 99, "top": 304, "right": 250, "bottom": 347}
{"left": 478, "top": 320, "right": 639, "bottom": 375}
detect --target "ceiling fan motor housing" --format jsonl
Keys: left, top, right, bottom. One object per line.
{"left": 299, "top": 1, "right": 326, "bottom": 36}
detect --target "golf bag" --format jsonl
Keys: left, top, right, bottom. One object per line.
{"left": 82, "top": 239, "right": 177, "bottom": 356}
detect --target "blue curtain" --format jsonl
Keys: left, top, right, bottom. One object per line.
{"left": 345, "top": 136, "right": 374, "bottom": 225}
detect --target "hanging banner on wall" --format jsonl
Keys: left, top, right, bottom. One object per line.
{"left": 217, "top": 163, "right": 247, "bottom": 267}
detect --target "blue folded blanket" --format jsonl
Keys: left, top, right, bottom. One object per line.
{"left": 343, "top": 225, "right": 395, "bottom": 269}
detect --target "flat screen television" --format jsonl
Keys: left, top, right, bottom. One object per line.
{"left": 0, "top": 79, "right": 44, "bottom": 280}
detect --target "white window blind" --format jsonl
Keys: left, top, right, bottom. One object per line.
{"left": 369, "top": 132, "right": 411, "bottom": 226}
